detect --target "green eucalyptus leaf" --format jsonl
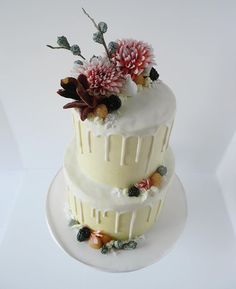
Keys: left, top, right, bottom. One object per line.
{"left": 68, "top": 219, "right": 80, "bottom": 227}
{"left": 98, "top": 22, "right": 108, "bottom": 33}
{"left": 93, "top": 31, "right": 103, "bottom": 44}
{"left": 74, "top": 59, "right": 83, "bottom": 65}
{"left": 70, "top": 44, "right": 81, "bottom": 55}
{"left": 57, "top": 36, "right": 70, "bottom": 49}
{"left": 108, "top": 41, "right": 118, "bottom": 54}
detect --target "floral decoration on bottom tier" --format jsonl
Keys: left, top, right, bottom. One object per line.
{"left": 68, "top": 218, "right": 143, "bottom": 254}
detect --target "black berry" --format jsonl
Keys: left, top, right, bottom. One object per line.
{"left": 77, "top": 227, "right": 91, "bottom": 242}
{"left": 107, "top": 95, "right": 121, "bottom": 112}
{"left": 156, "top": 165, "right": 167, "bottom": 176}
{"left": 128, "top": 186, "right": 140, "bottom": 197}
{"left": 149, "top": 67, "right": 159, "bottom": 81}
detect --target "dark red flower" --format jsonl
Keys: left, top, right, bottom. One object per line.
{"left": 57, "top": 74, "right": 102, "bottom": 121}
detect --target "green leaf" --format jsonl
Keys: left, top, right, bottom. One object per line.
{"left": 108, "top": 41, "right": 118, "bottom": 54}
{"left": 98, "top": 22, "right": 108, "bottom": 33}
{"left": 93, "top": 31, "right": 103, "bottom": 44}
{"left": 74, "top": 60, "right": 83, "bottom": 65}
{"left": 57, "top": 36, "right": 70, "bottom": 49}
{"left": 70, "top": 44, "right": 81, "bottom": 55}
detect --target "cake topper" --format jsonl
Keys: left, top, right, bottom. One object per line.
{"left": 47, "top": 8, "right": 159, "bottom": 121}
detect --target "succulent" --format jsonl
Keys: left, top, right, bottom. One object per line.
{"left": 57, "top": 74, "right": 101, "bottom": 121}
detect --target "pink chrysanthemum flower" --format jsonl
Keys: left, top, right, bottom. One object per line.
{"left": 136, "top": 178, "right": 152, "bottom": 190}
{"left": 111, "top": 39, "right": 155, "bottom": 79}
{"left": 75, "top": 57, "right": 124, "bottom": 97}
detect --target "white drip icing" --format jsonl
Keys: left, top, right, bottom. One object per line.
{"left": 78, "top": 121, "right": 83, "bottom": 154}
{"left": 129, "top": 210, "right": 137, "bottom": 239}
{"left": 135, "top": 136, "right": 142, "bottom": 163}
{"left": 165, "top": 120, "right": 174, "bottom": 151}
{"left": 146, "top": 205, "right": 153, "bottom": 222}
{"left": 91, "top": 208, "right": 96, "bottom": 218}
{"left": 145, "top": 135, "right": 155, "bottom": 174}
{"left": 120, "top": 136, "right": 127, "bottom": 166}
{"left": 79, "top": 200, "right": 84, "bottom": 223}
{"left": 115, "top": 212, "right": 120, "bottom": 233}
{"left": 102, "top": 210, "right": 108, "bottom": 218}
{"left": 96, "top": 210, "right": 100, "bottom": 224}
{"left": 104, "top": 135, "right": 110, "bottom": 161}
{"left": 87, "top": 130, "right": 91, "bottom": 153}
{"left": 161, "top": 126, "right": 169, "bottom": 152}
{"left": 154, "top": 200, "right": 162, "bottom": 222}
{"left": 73, "top": 195, "right": 78, "bottom": 216}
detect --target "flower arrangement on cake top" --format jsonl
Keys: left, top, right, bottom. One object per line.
{"left": 47, "top": 8, "right": 159, "bottom": 122}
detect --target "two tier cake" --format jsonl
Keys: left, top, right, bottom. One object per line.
{"left": 48, "top": 9, "right": 176, "bottom": 253}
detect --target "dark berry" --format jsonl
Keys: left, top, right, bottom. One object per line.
{"left": 76, "top": 227, "right": 91, "bottom": 242}
{"left": 149, "top": 67, "right": 159, "bottom": 81}
{"left": 128, "top": 186, "right": 140, "bottom": 197}
{"left": 107, "top": 95, "right": 121, "bottom": 112}
{"left": 100, "top": 97, "right": 110, "bottom": 108}
{"left": 156, "top": 165, "right": 167, "bottom": 176}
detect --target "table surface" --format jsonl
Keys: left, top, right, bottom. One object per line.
{"left": 0, "top": 169, "right": 236, "bottom": 289}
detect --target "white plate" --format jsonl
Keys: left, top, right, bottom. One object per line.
{"left": 46, "top": 170, "right": 187, "bottom": 273}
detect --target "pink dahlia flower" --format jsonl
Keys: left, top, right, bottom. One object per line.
{"left": 75, "top": 57, "right": 124, "bottom": 97}
{"left": 111, "top": 39, "right": 155, "bottom": 79}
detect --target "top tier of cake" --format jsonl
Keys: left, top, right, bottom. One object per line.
{"left": 71, "top": 80, "right": 176, "bottom": 188}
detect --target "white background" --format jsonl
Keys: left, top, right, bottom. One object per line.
{"left": 0, "top": 0, "right": 236, "bottom": 288}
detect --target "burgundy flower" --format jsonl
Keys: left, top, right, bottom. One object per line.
{"left": 57, "top": 74, "right": 100, "bottom": 121}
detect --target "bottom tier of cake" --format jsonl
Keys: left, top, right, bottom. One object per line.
{"left": 64, "top": 140, "right": 175, "bottom": 240}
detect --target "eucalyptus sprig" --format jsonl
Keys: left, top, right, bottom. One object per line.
{"left": 47, "top": 36, "right": 86, "bottom": 60}
{"left": 82, "top": 8, "right": 111, "bottom": 59}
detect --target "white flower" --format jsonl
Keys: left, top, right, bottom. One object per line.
{"left": 121, "top": 74, "right": 138, "bottom": 97}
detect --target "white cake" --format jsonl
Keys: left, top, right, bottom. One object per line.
{"left": 48, "top": 8, "right": 177, "bottom": 252}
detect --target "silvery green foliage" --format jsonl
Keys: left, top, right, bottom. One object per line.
{"left": 98, "top": 22, "right": 108, "bottom": 33}
{"left": 70, "top": 44, "right": 81, "bottom": 55}
{"left": 108, "top": 41, "right": 118, "bottom": 54}
{"left": 89, "top": 55, "right": 98, "bottom": 62}
{"left": 156, "top": 165, "right": 167, "bottom": 176}
{"left": 100, "top": 239, "right": 138, "bottom": 254}
{"left": 101, "top": 245, "right": 109, "bottom": 254}
{"left": 113, "top": 240, "right": 124, "bottom": 249}
{"left": 74, "top": 60, "right": 83, "bottom": 65}
{"left": 68, "top": 219, "right": 80, "bottom": 227}
{"left": 93, "top": 31, "right": 103, "bottom": 44}
{"left": 57, "top": 36, "right": 70, "bottom": 49}
{"left": 124, "top": 240, "right": 137, "bottom": 250}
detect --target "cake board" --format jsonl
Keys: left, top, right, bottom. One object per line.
{"left": 46, "top": 169, "right": 187, "bottom": 273}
